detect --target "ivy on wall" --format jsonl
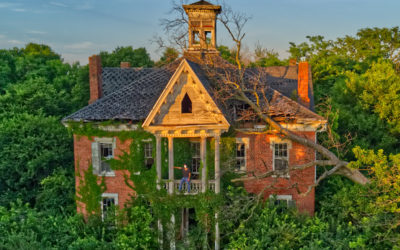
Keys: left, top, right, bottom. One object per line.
{"left": 68, "top": 121, "right": 238, "bottom": 245}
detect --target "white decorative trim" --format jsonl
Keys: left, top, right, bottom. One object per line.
{"left": 101, "top": 193, "right": 119, "bottom": 205}
{"left": 269, "top": 194, "right": 293, "bottom": 207}
{"left": 269, "top": 194, "right": 292, "bottom": 201}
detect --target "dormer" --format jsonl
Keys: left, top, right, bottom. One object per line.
{"left": 183, "top": 1, "right": 221, "bottom": 54}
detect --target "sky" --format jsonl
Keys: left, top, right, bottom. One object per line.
{"left": 0, "top": 0, "right": 399, "bottom": 65}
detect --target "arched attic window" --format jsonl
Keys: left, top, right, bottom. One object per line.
{"left": 181, "top": 93, "right": 192, "bottom": 113}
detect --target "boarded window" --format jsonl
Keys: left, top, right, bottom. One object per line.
{"left": 274, "top": 143, "right": 288, "bottom": 172}
{"left": 181, "top": 93, "right": 192, "bottom": 113}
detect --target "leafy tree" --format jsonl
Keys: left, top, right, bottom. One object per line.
{"left": 0, "top": 113, "right": 73, "bottom": 206}
{"left": 217, "top": 45, "right": 236, "bottom": 64}
{"left": 251, "top": 46, "right": 287, "bottom": 67}
{"left": 99, "top": 46, "right": 154, "bottom": 68}
{"left": 156, "top": 47, "right": 179, "bottom": 67}
{"left": 346, "top": 60, "right": 400, "bottom": 134}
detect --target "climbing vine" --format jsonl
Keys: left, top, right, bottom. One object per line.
{"left": 68, "top": 121, "right": 238, "bottom": 246}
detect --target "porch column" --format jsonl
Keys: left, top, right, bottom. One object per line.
{"left": 156, "top": 135, "right": 162, "bottom": 190}
{"left": 168, "top": 137, "right": 175, "bottom": 249}
{"left": 200, "top": 136, "right": 207, "bottom": 193}
{"left": 170, "top": 214, "right": 176, "bottom": 250}
{"left": 214, "top": 134, "right": 220, "bottom": 250}
{"left": 156, "top": 135, "right": 163, "bottom": 248}
{"left": 214, "top": 135, "right": 220, "bottom": 194}
{"left": 168, "top": 137, "right": 174, "bottom": 194}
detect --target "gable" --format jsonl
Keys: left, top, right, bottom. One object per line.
{"left": 143, "top": 59, "right": 230, "bottom": 131}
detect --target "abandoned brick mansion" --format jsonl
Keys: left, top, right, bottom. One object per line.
{"left": 63, "top": 0, "right": 326, "bottom": 248}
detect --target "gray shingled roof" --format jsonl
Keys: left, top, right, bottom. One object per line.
{"left": 102, "top": 68, "right": 156, "bottom": 96}
{"left": 63, "top": 61, "right": 181, "bottom": 122}
{"left": 63, "top": 57, "right": 322, "bottom": 123}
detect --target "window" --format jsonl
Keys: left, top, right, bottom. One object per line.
{"left": 269, "top": 195, "right": 295, "bottom": 208}
{"left": 144, "top": 142, "right": 153, "bottom": 169}
{"left": 100, "top": 143, "right": 113, "bottom": 173}
{"left": 235, "top": 138, "right": 248, "bottom": 172}
{"left": 181, "top": 93, "right": 192, "bottom": 113}
{"left": 191, "top": 142, "right": 200, "bottom": 177}
{"left": 274, "top": 143, "right": 288, "bottom": 172}
{"left": 236, "top": 143, "right": 245, "bottom": 171}
{"left": 233, "top": 103, "right": 251, "bottom": 121}
{"left": 205, "top": 31, "right": 212, "bottom": 45}
{"left": 92, "top": 138, "right": 115, "bottom": 176}
{"left": 101, "top": 193, "right": 118, "bottom": 221}
{"left": 192, "top": 31, "right": 200, "bottom": 44}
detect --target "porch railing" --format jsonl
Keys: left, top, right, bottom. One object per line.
{"left": 162, "top": 179, "right": 215, "bottom": 194}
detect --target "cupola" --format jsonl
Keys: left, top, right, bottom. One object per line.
{"left": 183, "top": 1, "right": 221, "bottom": 55}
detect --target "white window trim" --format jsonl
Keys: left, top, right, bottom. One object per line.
{"left": 101, "top": 193, "right": 119, "bottom": 221}
{"left": 235, "top": 137, "right": 249, "bottom": 172}
{"left": 269, "top": 194, "right": 293, "bottom": 206}
{"left": 270, "top": 137, "right": 292, "bottom": 178}
{"left": 95, "top": 137, "right": 116, "bottom": 177}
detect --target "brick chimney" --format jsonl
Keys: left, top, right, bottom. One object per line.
{"left": 298, "top": 61, "right": 310, "bottom": 107}
{"left": 120, "top": 62, "right": 131, "bottom": 68}
{"left": 88, "top": 55, "right": 102, "bottom": 104}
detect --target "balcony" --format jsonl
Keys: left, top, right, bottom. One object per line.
{"left": 162, "top": 179, "right": 215, "bottom": 194}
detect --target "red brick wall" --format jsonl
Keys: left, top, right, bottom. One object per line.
{"left": 237, "top": 131, "right": 316, "bottom": 215}
{"left": 73, "top": 135, "right": 134, "bottom": 216}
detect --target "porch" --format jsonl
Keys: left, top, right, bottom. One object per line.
{"left": 162, "top": 179, "right": 216, "bottom": 194}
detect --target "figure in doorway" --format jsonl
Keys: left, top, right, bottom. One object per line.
{"left": 174, "top": 164, "right": 191, "bottom": 193}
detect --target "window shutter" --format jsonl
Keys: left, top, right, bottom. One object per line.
{"left": 288, "top": 200, "right": 296, "bottom": 208}
{"left": 92, "top": 142, "right": 100, "bottom": 175}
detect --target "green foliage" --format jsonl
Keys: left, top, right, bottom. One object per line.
{"left": 289, "top": 28, "right": 400, "bottom": 157}
{"left": 100, "top": 46, "right": 154, "bottom": 68}
{"left": 217, "top": 45, "right": 236, "bottom": 64}
{"left": 76, "top": 165, "right": 107, "bottom": 216}
{"left": 156, "top": 47, "right": 179, "bottom": 67}
{"left": 115, "top": 206, "right": 157, "bottom": 249}
{"left": 0, "top": 113, "right": 73, "bottom": 206}
{"left": 346, "top": 60, "right": 400, "bottom": 134}
{"left": 251, "top": 46, "right": 287, "bottom": 67}
{"left": 36, "top": 169, "right": 75, "bottom": 214}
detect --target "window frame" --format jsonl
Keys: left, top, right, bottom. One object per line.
{"left": 269, "top": 194, "right": 295, "bottom": 208}
{"left": 191, "top": 141, "right": 200, "bottom": 176}
{"left": 101, "top": 193, "right": 118, "bottom": 221}
{"left": 270, "top": 138, "right": 292, "bottom": 178}
{"left": 93, "top": 137, "right": 116, "bottom": 177}
{"left": 143, "top": 140, "right": 154, "bottom": 169}
{"left": 235, "top": 138, "right": 249, "bottom": 172}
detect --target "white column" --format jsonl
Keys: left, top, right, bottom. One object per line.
{"left": 214, "top": 135, "right": 220, "bottom": 194}
{"left": 170, "top": 214, "right": 176, "bottom": 250}
{"left": 215, "top": 134, "right": 221, "bottom": 250}
{"left": 215, "top": 212, "right": 220, "bottom": 250}
{"left": 168, "top": 137, "right": 174, "bottom": 194}
{"left": 200, "top": 136, "right": 207, "bottom": 193}
{"left": 158, "top": 219, "right": 163, "bottom": 249}
{"left": 156, "top": 135, "right": 162, "bottom": 190}
{"left": 156, "top": 135, "right": 163, "bottom": 248}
